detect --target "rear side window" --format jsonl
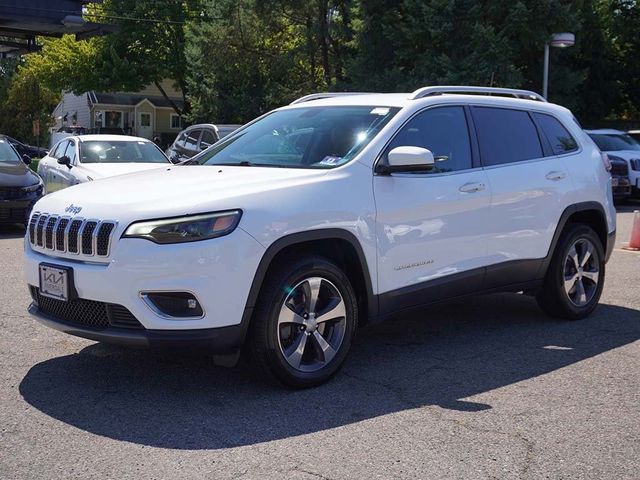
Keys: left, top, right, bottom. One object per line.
{"left": 184, "top": 130, "right": 201, "bottom": 150}
{"left": 385, "top": 106, "right": 473, "bottom": 173}
{"left": 533, "top": 113, "right": 578, "bottom": 155}
{"left": 473, "top": 107, "right": 543, "bottom": 166}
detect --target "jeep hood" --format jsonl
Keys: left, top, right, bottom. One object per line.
{"left": 33, "top": 165, "right": 329, "bottom": 220}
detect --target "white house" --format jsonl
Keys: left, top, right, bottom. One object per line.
{"left": 51, "top": 79, "right": 185, "bottom": 143}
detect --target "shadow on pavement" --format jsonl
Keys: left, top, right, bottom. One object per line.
{"left": 19, "top": 293, "right": 640, "bottom": 450}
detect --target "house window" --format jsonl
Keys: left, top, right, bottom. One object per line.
{"left": 105, "top": 111, "right": 123, "bottom": 128}
{"left": 95, "top": 110, "right": 124, "bottom": 128}
{"left": 171, "top": 114, "right": 184, "bottom": 129}
{"left": 140, "top": 112, "right": 152, "bottom": 127}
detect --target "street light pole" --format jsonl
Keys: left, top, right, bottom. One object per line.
{"left": 542, "top": 32, "right": 575, "bottom": 100}
{"left": 543, "top": 42, "right": 550, "bottom": 100}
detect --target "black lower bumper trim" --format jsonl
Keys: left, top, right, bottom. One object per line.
{"left": 28, "top": 303, "right": 243, "bottom": 353}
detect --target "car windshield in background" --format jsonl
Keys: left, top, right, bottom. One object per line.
{"left": 196, "top": 106, "right": 400, "bottom": 169}
{"left": 0, "top": 140, "right": 20, "bottom": 164}
{"left": 80, "top": 140, "right": 169, "bottom": 164}
{"left": 589, "top": 133, "right": 640, "bottom": 152}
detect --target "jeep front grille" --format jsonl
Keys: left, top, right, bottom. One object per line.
{"left": 29, "top": 212, "right": 117, "bottom": 257}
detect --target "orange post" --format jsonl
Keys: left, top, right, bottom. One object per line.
{"left": 623, "top": 210, "right": 640, "bottom": 251}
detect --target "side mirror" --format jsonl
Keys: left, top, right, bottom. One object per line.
{"left": 377, "top": 146, "right": 435, "bottom": 174}
{"left": 57, "top": 155, "right": 72, "bottom": 169}
{"left": 22, "top": 154, "right": 32, "bottom": 166}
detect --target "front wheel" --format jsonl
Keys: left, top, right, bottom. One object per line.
{"left": 248, "top": 255, "right": 358, "bottom": 388}
{"left": 536, "top": 224, "right": 605, "bottom": 320}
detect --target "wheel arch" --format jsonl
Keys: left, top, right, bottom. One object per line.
{"left": 238, "top": 229, "right": 377, "bottom": 342}
{"left": 541, "top": 201, "right": 611, "bottom": 276}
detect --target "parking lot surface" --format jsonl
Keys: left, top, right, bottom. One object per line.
{"left": 1, "top": 206, "right": 639, "bottom": 479}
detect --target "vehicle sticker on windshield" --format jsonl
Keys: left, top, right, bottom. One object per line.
{"left": 319, "top": 156, "right": 342, "bottom": 165}
{"left": 371, "top": 107, "right": 390, "bottom": 115}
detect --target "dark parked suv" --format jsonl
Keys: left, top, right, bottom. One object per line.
{"left": 0, "top": 139, "right": 44, "bottom": 226}
{"left": 165, "top": 124, "right": 241, "bottom": 162}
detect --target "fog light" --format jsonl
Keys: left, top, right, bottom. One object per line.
{"left": 142, "top": 292, "right": 204, "bottom": 318}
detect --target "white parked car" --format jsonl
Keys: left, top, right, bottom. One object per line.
{"left": 586, "top": 129, "right": 640, "bottom": 198}
{"left": 38, "top": 135, "right": 170, "bottom": 193}
{"left": 25, "top": 87, "right": 616, "bottom": 388}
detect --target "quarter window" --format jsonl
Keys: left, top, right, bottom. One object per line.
{"left": 533, "top": 113, "right": 578, "bottom": 155}
{"left": 385, "top": 106, "right": 473, "bottom": 173}
{"left": 473, "top": 107, "right": 543, "bottom": 166}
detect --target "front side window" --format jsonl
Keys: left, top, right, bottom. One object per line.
{"left": 51, "top": 141, "right": 69, "bottom": 159}
{"left": 533, "top": 113, "right": 578, "bottom": 155}
{"left": 588, "top": 133, "right": 640, "bottom": 152}
{"left": 473, "top": 107, "right": 543, "bottom": 166}
{"left": 64, "top": 141, "right": 77, "bottom": 164}
{"left": 199, "top": 129, "right": 217, "bottom": 150}
{"left": 0, "top": 139, "right": 21, "bottom": 164}
{"left": 197, "top": 106, "right": 399, "bottom": 169}
{"left": 383, "top": 106, "right": 473, "bottom": 173}
{"left": 184, "top": 130, "right": 201, "bottom": 150}
{"left": 79, "top": 140, "right": 169, "bottom": 164}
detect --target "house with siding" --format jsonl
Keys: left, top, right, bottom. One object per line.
{"left": 51, "top": 80, "right": 184, "bottom": 145}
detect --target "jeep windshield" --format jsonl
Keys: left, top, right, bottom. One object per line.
{"left": 195, "top": 106, "right": 399, "bottom": 169}
{"left": 589, "top": 133, "right": 640, "bottom": 152}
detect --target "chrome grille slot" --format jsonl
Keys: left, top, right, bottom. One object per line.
{"left": 96, "top": 222, "right": 116, "bottom": 256}
{"left": 67, "top": 219, "right": 83, "bottom": 254}
{"left": 81, "top": 221, "right": 98, "bottom": 255}
{"left": 28, "top": 213, "right": 40, "bottom": 244}
{"left": 36, "top": 215, "right": 48, "bottom": 247}
{"left": 44, "top": 216, "right": 58, "bottom": 249}
{"left": 29, "top": 213, "right": 117, "bottom": 258}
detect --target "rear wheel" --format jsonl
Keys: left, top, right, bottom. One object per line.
{"left": 536, "top": 224, "right": 605, "bottom": 320}
{"left": 248, "top": 255, "right": 358, "bottom": 388}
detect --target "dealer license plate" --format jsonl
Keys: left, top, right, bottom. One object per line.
{"left": 39, "top": 264, "right": 70, "bottom": 301}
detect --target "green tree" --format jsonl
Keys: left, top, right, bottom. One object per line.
{"left": 0, "top": 73, "right": 59, "bottom": 145}
{"left": 20, "top": 0, "right": 197, "bottom": 116}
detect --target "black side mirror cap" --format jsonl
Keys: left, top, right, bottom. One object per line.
{"left": 57, "top": 156, "right": 72, "bottom": 169}
{"left": 22, "top": 154, "right": 32, "bottom": 166}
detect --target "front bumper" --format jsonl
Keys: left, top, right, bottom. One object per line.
{"left": 24, "top": 227, "right": 265, "bottom": 334}
{"left": 28, "top": 303, "right": 244, "bottom": 352}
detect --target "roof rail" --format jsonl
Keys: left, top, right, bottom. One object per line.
{"left": 290, "top": 92, "right": 374, "bottom": 105}
{"left": 408, "top": 86, "right": 547, "bottom": 103}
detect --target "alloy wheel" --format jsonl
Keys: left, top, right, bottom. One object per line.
{"left": 277, "top": 276, "right": 347, "bottom": 373}
{"left": 563, "top": 238, "right": 600, "bottom": 307}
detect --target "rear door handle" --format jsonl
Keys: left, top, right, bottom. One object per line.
{"left": 459, "top": 182, "right": 486, "bottom": 193}
{"left": 545, "top": 171, "right": 566, "bottom": 181}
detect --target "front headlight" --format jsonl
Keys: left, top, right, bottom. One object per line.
{"left": 123, "top": 210, "right": 242, "bottom": 244}
{"left": 22, "top": 179, "right": 43, "bottom": 193}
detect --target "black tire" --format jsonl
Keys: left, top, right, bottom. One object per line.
{"left": 247, "top": 255, "right": 358, "bottom": 388}
{"left": 536, "top": 224, "right": 605, "bottom": 320}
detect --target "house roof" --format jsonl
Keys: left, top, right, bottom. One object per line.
{"left": 90, "top": 92, "right": 184, "bottom": 109}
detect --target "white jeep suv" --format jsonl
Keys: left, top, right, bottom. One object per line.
{"left": 24, "top": 86, "right": 616, "bottom": 388}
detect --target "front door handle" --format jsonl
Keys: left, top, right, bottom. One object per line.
{"left": 545, "top": 171, "right": 566, "bottom": 181}
{"left": 459, "top": 182, "right": 486, "bottom": 193}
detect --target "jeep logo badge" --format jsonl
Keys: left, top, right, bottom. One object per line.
{"left": 64, "top": 204, "right": 82, "bottom": 215}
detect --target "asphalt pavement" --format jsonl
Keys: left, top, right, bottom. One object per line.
{"left": 1, "top": 206, "right": 639, "bottom": 479}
